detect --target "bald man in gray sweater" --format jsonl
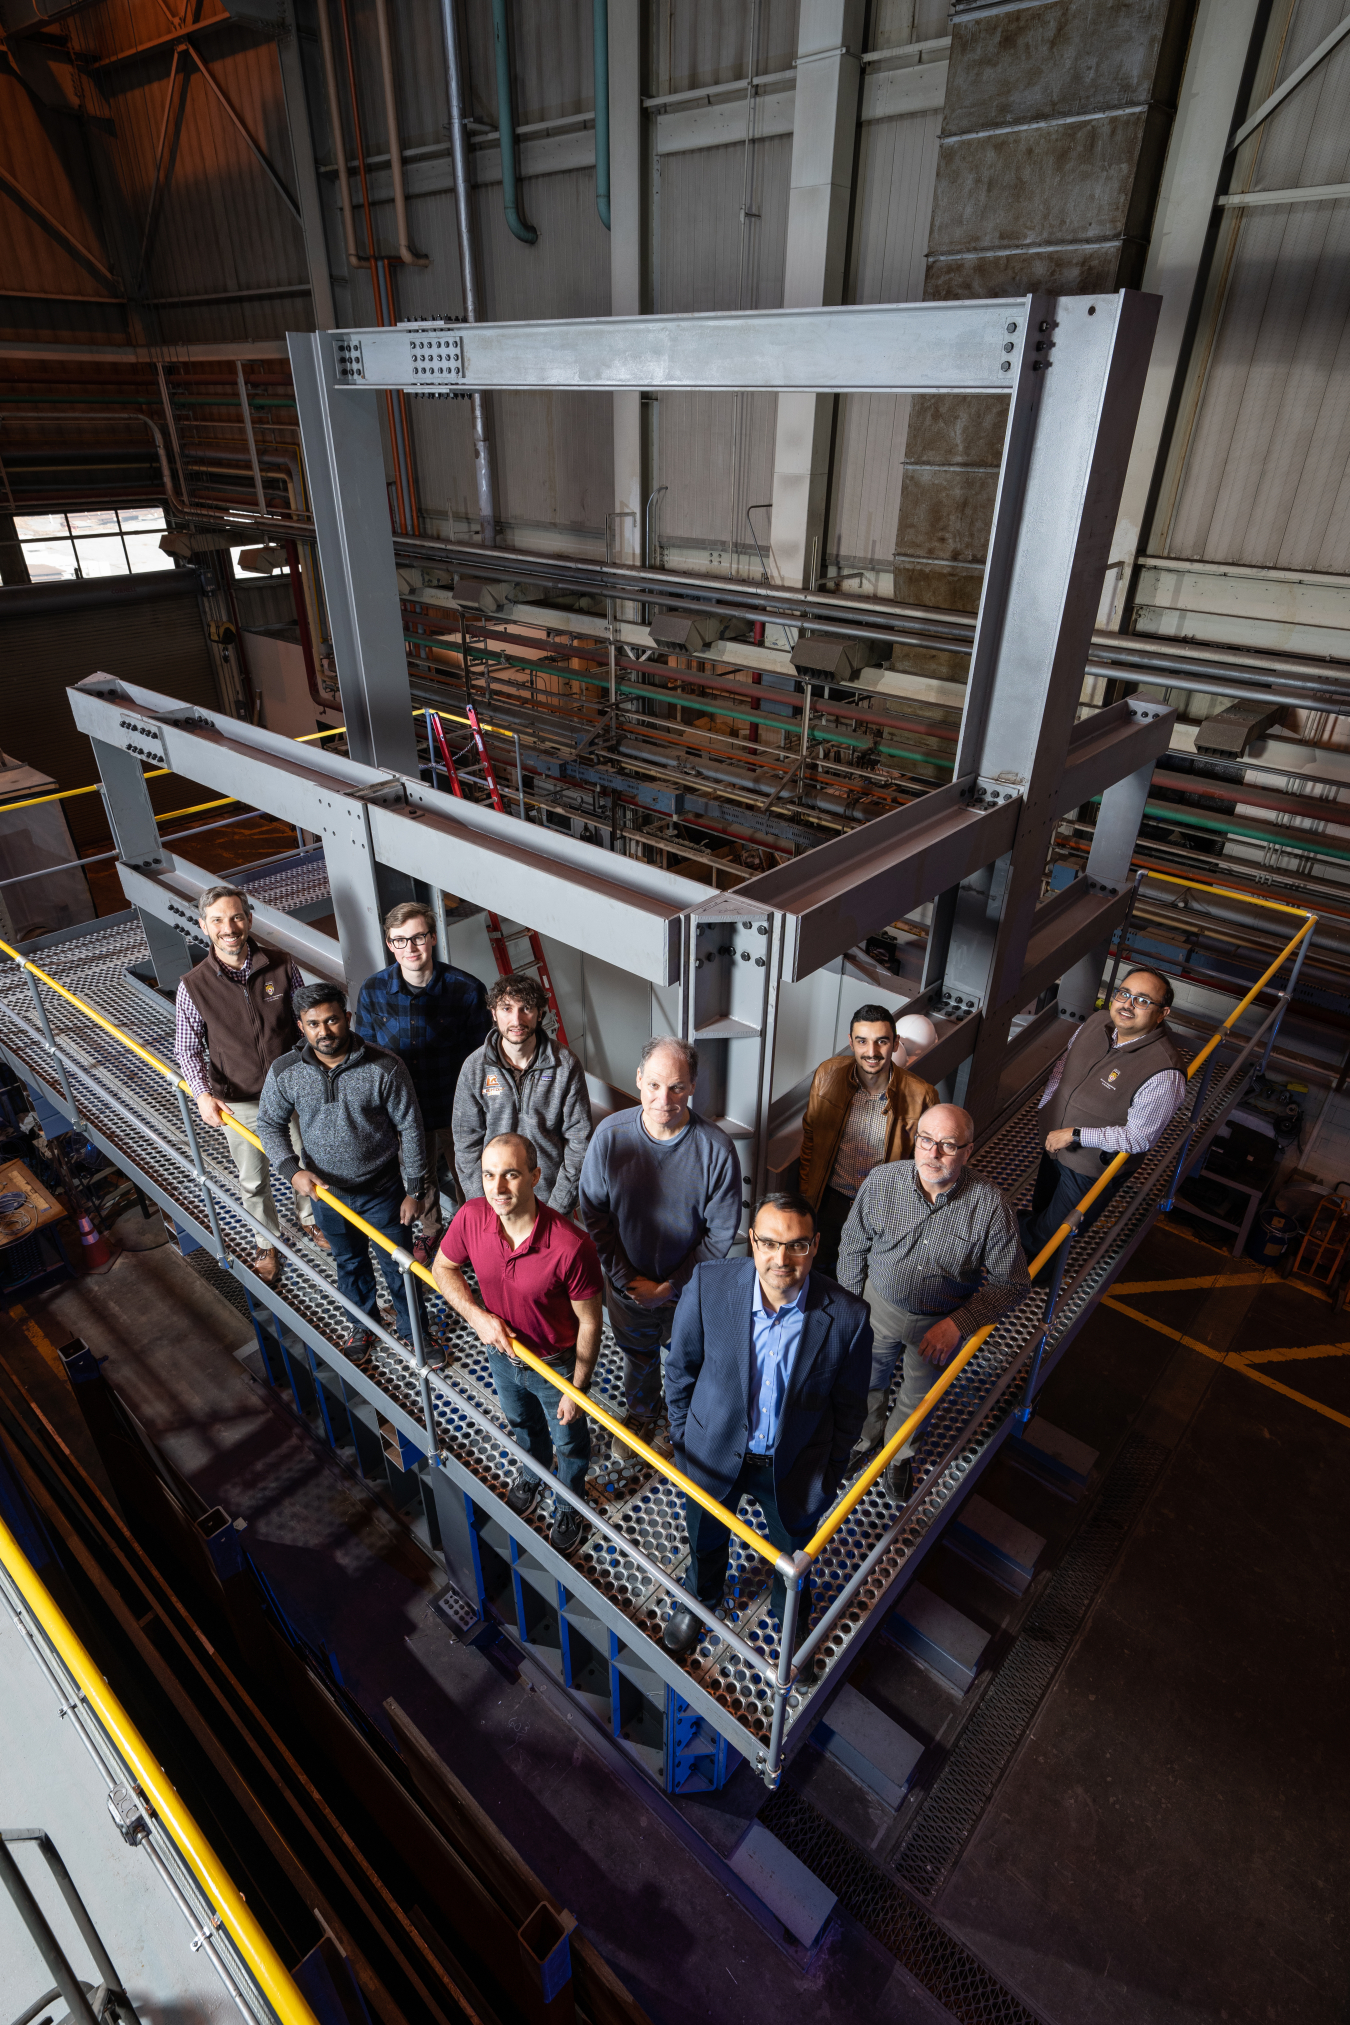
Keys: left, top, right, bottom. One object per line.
{"left": 578, "top": 1037, "right": 741, "bottom": 1458}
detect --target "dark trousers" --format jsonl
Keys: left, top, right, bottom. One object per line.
{"left": 315, "top": 1175, "right": 421, "bottom": 1340}
{"left": 815, "top": 1185, "right": 855, "bottom": 1280}
{"left": 488, "top": 1349, "right": 591, "bottom": 1504}
{"left": 1018, "top": 1153, "right": 1125, "bottom": 1278}
{"left": 685, "top": 1455, "right": 813, "bottom": 1630}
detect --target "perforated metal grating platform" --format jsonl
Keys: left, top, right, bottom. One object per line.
{"left": 0, "top": 907, "right": 1247, "bottom": 1761}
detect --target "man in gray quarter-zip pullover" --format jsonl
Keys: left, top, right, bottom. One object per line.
{"left": 452, "top": 972, "right": 592, "bottom": 1213}
{"left": 258, "top": 983, "right": 427, "bottom": 1361}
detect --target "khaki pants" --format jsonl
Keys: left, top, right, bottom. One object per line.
{"left": 222, "top": 1098, "right": 314, "bottom": 1243}
{"left": 420, "top": 1125, "right": 460, "bottom": 1236}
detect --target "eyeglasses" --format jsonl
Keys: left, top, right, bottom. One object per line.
{"left": 389, "top": 931, "right": 434, "bottom": 951}
{"left": 915, "top": 1133, "right": 973, "bottom": 1156}
{"left": 750, "top": 1232, "right": 815, "bottom": 1257}
{"left": 1112, "top": 986, "right": 1162, "bottom": 1009}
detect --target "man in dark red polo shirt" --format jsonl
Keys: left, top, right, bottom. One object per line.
{"left": 432, "top": 1131, "right": 602, "bottom": 1555}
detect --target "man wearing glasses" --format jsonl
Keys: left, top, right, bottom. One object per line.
{"left": 354, "top": 902, "right": 490, "bottom": 1258}
{"left": 837, "top": 1106, "right": 1029, "bottom": 1504}
{"left": 1019, "top": 968, "right": 1186, "bottom": 1273}
{"left": 661, "top": 1190, "right": 872, "bottom": 1655}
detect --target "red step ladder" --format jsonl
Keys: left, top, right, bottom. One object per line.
{"left": 425, "top": 708, "right": 570, "bottom": 1050}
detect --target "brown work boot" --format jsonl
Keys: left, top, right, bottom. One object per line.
{"left": 303, "top": 1223, "right": 332, "bottom": 1252}
{"left": 253, "top": 1248, "right": 281, "bottom": 1287}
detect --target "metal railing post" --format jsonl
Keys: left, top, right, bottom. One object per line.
{"left": 1260, "top": 923, "right": 1311, "bottom": 1072}
{"left": 1162, "top": 1055, "right": 1215, "bottom": 1212}
{"left": 21, "top": 967, "right": 80, "bottom": 1123}
{"left": 399, "top": 1253, "right": 441, "bottom": 1461}
{"left": 1014, "top": 1232, "right": 1071, "bottom": 1430}
{"left": 173, "top": 1084, "right": 229, "bottom": 1263}
{"left": 765, "top": 1551, "right": 806, "bottom": 1786}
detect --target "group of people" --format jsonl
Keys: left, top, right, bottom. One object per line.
{"left": 176, "top": 880, "right": 1185, "bottom": 1642}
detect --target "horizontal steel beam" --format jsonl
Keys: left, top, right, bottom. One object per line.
{"left": 1058, "top": 699, "right": 1175, "bottom": 816}
{"left": 739, "top": 780, "right": 1021, "bottom": 982}
{"left": 67, "top": 676, "right": 704, "bottom": 987}
{"left": 330, "top": 299, "right": 1031, "bottom": 396}
{"left": 1017, "top": 877, "right": 1135, "bottom": 1010}
{"left": 117, "top": 854, "right": 347, "bottom": 986}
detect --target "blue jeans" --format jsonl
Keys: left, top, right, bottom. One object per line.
{"left": 315, "top": 1173, "right": 421, "bottom": 1341}
{"left": 606, "top": 1280, "right": 676, "bottom": 1417}
{"left": 488, "top": 1348, "right": 591, "bottom": 1505}
{"left": 1019, "top": 1153, "right": 1126, "bottom": 1278}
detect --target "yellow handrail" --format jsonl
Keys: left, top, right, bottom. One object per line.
{"left": 804, "top": 880, "right": 1317, "bottom": 1560}
{"left": 0, "top": 846, "right": 1316, "bottom": 1581}
{"left": 0, "top": 940, "right": 784, "bottom": 1569}
{"left": 0, "top": 1511, "right": 322, "bottom": 2025}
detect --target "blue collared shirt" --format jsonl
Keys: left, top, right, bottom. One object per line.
{"left": 747, "top": 1273, "right": 810, "bottom": 1453}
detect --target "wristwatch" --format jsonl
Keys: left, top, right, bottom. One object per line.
{"left": 1071, "top": 1127, "right": 1082, "bottom": 1149}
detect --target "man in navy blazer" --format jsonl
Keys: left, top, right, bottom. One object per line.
{"left": 662, "top": 1189, "right": 872, "bottom": 1654}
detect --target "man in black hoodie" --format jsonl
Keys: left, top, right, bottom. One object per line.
{"left": 258, "top": 983, "right": 427, "bottom": 1362}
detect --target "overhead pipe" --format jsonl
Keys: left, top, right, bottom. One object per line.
{"left": 593, "top": 0, "right": 610, "bottom": 229}
{"left": 440, "top": 0, "right": 499, "bottom": 546}
{"left": 315, "top": 0, "right": 361, "bottom": 268}
{"left": 372, "top": 0, "right": 429, "bottom": 265}
{"left": 490, "top": 0, "right": 537, "bottom": 244}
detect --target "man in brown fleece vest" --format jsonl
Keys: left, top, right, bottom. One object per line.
{"left": 175, "top": 883, "right": 324, "bottom": 1287}
{"left": 1020, "top": 968, "right": 1187, "bottom": 1277}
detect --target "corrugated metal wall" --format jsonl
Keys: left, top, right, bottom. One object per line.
{"left": 1163, "top": 0, "right": 1350, "bottom": 574}
{"left": 654, "top": 133, "right": 791, "bottom": 556}
{"left": 825, "top": 101, "right": 942, "bottom": 575}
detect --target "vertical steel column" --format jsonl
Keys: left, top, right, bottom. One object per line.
{"left": 1059, "top": 739, "right": 1165, "bottom": 1019}
{"left": 287, "top": 331, "right": 420, "bottom": 775}
{"left": 933, "top": 291, "right": 1161, "bottom": 1122}
{"left": 88, "top": 735, "right": 194, "bottom": 987}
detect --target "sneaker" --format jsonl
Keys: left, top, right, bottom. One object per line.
{"left": 341, "top": 1325, "right": 376, "bottom": 1371}
{"left": 505, "top": 1473, "right": 542, "bottom": 1517}
{"left": 884, "top": 1457, "right": 914, "bottom": 1506}
{"left": 412, "top": 1234, "right": 439, "bottom": 1267}
{"left": 550, "top": 1503, "right": 589, "bottom": 1555}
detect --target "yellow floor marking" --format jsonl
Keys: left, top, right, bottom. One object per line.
{"left": 1113, "top": 1274, "right": 1265, "bottom": 1295}
{"left": 6, "top": 1302, "right": 67, "bottom": 1381}
{"left": 1237, "top": 1341, "right": 1350, "bottom": 1368}
{"left": 1101, "top": 1297, "right": 1350, "bottom": 1432}
{"left": 1114, "top": 1268, "right": 1334, "bottom": 1308}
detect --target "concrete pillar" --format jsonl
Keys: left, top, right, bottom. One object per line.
{"left": 278, "top": 3, "right": 338, "bottom": 332}
{"left": 767, "top": 0, "right": 864, "bottom": 589}
{"left": 609, "top": 0, "right": 644, "bottom": 567}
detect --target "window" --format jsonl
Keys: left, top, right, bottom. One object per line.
{"left": 16, "top": 506, "right": 169, "bottom": 583}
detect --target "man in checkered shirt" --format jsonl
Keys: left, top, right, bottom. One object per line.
{"left": 837, "top": 1104, "right": 1029, "bottom": 1507}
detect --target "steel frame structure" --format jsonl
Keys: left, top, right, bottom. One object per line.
{"left": 39, "top": 291, "right": 1211, "bottom": 1796}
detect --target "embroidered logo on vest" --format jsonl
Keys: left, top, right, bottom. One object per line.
{"left": 483, "top": 1072, "right": 501, "bottom": 1096}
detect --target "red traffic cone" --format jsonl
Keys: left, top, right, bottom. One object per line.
{"left": 76, "top": 1214, "right": 119, "bottom": 1274}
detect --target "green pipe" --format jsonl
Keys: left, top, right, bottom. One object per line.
{"left": 491, "top": 0, "right": 537, "bottom": 244}
{"left": 593, "top": 0, "right": 610, "bottom": 230}
{"left": 1139, "top": 797, "right": 1350, "bottom": 864}
{"left": 402, "top": 635, "right": 953, "bottom": 771}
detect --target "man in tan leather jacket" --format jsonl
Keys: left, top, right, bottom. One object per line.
{"left": 799, "top": 1004, "right": 939, "bottom": 1277}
